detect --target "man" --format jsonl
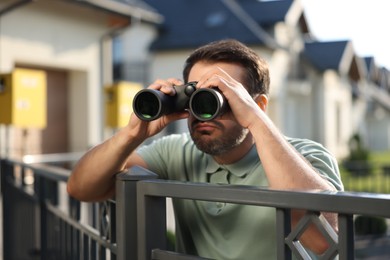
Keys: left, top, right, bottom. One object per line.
{"left": 67, "top": 39, "right": 343, "bottom": 259}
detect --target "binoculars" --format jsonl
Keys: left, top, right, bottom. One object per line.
{"left": 133, "top": 81, "right": 228, "bottom": 121}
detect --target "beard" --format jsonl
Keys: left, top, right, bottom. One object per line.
{"left": 190, "top": 121, "right": 249, "bottom": 155}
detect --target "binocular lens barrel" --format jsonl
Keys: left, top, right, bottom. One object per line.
{"left": 190, "top": 89, "right": 226, "bottom": 121}
{"left": 133, "top": 90, "right": 171, "bottom": 121}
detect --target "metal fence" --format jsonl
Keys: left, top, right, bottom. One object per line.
{"left": 2, "top": 157, "right": 390, "bottom": 260}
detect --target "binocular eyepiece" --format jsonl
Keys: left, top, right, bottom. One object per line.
{"left": 133, "top": 81, "right": 228, "bottom": 121}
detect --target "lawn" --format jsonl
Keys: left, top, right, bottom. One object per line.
{"left": 339, "top": 151, "right": 390, "bottom": 194}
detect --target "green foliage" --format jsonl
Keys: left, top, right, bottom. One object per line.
{"left": 339, "top": 151, "right": 390, "bottom": 193}
{"left": 347, "top": 133, "right": 370, "bottom": 161}
{"left": 343, "top": 133, "right": 372, "bottom": 176}
{"left": 166, "top": 230, "right": 176, "bottom": 250}
{"left": 355, "top": 215, "right": 388, "bottom": 236}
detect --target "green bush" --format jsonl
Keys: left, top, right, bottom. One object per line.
{"left": 347, "top": 133, "right": 370, "bottom": 162}
{"left": 342, "top": 133, "right": 372, "bottom": 176}
{"left": 339, "top": 150, "right": 390, "bottom": 193}
{"left": 354, "top": 215, "right": 388, "bottom": 236}
{"left": 167, "top": 230, "right": 176, "bottom": 250}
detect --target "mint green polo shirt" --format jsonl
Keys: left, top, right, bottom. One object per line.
{"left": 137, "top": 132, "right": 343, "bottom": 259}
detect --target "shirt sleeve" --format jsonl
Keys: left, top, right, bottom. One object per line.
{"left": 136, "top": 133, "right": 190, "bottom": 179}
{"left": 288, "top": 137, "right": 344, "bottom": 191}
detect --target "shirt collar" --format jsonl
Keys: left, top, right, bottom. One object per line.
{"left": 205, "top": 144, "right": 259, "bottom": 178}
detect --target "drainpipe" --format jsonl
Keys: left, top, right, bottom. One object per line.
{"left": 98, "top": 16, "right": 134, "bottom": 142}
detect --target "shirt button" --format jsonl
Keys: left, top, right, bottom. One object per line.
{"left": 216, "top": 202, "right": 224, "bottom": 208}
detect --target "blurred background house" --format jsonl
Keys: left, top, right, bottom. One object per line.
{"left": 0, "top": 0, "right": 162, "bottom": 159}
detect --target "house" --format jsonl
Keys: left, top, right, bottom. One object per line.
{"left": 300, "top": 40, "right": 368, "bottom": 157}
{"left": 0, "top": 0, "right": 162, "bottom": 158}
{"left": 363, "top": 57, "right": 390, "bottom": 151}
{"left": 116, "top": 0, "right": 373, "bottom": 159}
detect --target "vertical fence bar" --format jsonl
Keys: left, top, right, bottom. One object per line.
{"left": 137, "top": 184, "right": 167, "bottom": 260}
{"left": 36, "top": 174, "right": 47, "bottom": 260}
{"left": 115, "top": 166, "right": 158, "bottom": 260}
{"left": 110, "top": 200, "right": 117, "bottom": 260}
{"left": 1, "top": 159, "right": 14, "bottom": 260}
{"left": 91, "top": 239, "right": 97, "bottom": 260}
{"left": 69, "top": 197, "right": 81, "bottom": 260}
{"left": 338, "top": 214, "right": 355, "bottom": 260}
{"left": 83, "top": 233, "right": 89, "bottom": 260}
{"left": 276, "top": 208, "right": 292, "bottom": 260}
{"left": 2, "top": 159, "right": 40, "bottom": 260}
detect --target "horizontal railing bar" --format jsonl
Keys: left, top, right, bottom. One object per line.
{"left": 22, "top": 152, "right": 84, "bottom": 164}
{"left": 29, "top": 164, "right": 71, "bottom": 182}
{"left": 45, "top": 201, "right": 117, "bottom": 253}
{"left": 137, "top": 180, "right": 390, "bottom": 218}
{"left": 2, "top": 159, "right": 70, "bottom": 182}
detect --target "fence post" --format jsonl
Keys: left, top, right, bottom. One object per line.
{"left": 0, "top": 159, "right": 14, "bottom": 260}
{"left": 115, "top": 166, "right": 158, "bottom": 260}
{"left": 276, "top": 208, "right": 292, "bottom": 260}
{"left": 137, "top": 181, "right": 167, "bottom": 260}
{"left": 338, "top": 214, "right": 355, "bottom": 260}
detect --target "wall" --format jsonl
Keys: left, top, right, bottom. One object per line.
{"left": 0, "top": 0, "right": 117, "bottom": 155}
{"left": 321, "top": 71, "right": 352, "bottom": 158}
{"left": 116, "top": 22, "right": 157, "bottom": 85}
{"left": 366, "top": 105, "right": 390, "bottom": 151}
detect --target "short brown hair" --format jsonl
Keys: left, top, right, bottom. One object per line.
{"left": 183, "top": 39, "right": 270, "bottom": 96}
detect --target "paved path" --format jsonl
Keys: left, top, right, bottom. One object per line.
{"left": 355, "top": 235, "right": 390, "bottom": 259}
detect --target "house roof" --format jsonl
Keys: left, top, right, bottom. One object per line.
{"left": 144, "top": 0, "right": 295, "bottom": 50}
{"left": 303, "top": 41, "right": 349, "bottom": 71}
{"left": 363, "top": 56, "right": 379, "bottom": 82}
{"left": 303, "top": 40, "right": 366, "bottom": 81}
{"left": 364, "top": 56, "right": 375, "bottom": 69}
{"left": 0, "top": 0, "right": 163, "bottom": 23}
{"left": 68, "top": 0, "right": 163, "bottom": 24}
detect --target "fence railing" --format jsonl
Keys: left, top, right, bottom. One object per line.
{"left": 2, "top": 157, "right": 390, "bottom": 260}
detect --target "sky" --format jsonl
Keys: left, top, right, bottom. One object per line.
{"left": 300, "top": 0, "right": 390, "bottom": 69}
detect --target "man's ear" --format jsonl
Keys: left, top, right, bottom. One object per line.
{"left": 255, "top": 94, "right": 268, "bottom": 112}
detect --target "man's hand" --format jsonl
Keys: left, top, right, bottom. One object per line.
{"left": 194, "top": 66, "right": 265, "bottom": 129}
{"left": 127, "top": 78, "right": 190, "bottom": 142}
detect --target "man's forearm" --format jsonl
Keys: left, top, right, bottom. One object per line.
{"left": 249, "top": 112, "right": 335, "bottom": 192}
{"left": 67, "top": 127, "right": 143, "bottom": 201}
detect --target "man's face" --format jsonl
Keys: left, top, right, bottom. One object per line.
{"left": 187, "top": 61, "right": 250, "bottom": 155}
